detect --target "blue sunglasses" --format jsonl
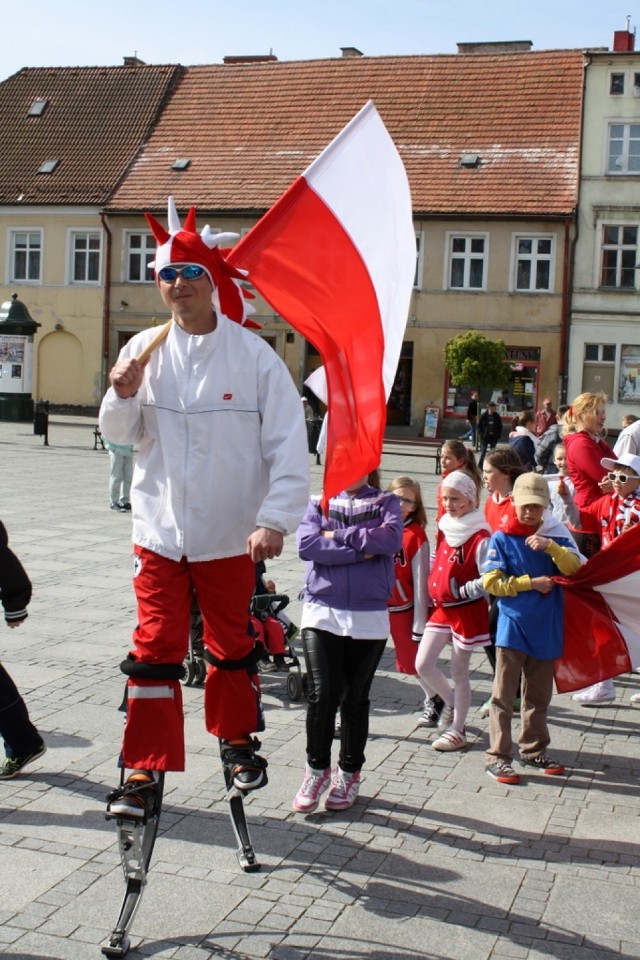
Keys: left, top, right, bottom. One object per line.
{"left": 158, "top": 264, "right": 206, "bottom": 282}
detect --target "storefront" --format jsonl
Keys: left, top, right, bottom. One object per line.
{"left": 444, "top": 345, "right": 541, "bottom": 419}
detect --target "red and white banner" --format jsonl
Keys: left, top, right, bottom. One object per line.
{"left": 229, "top": 101, "right": 415, "bottom": 504}
{"left": 555, "top": 523, "right": 640, "bottom": 692}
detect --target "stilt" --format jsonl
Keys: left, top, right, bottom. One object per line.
{"left": 221, "top": 754, "right": 261, "bottom": 872}
{"left": 102, "top": 773, "right": 165, "bottom": 957}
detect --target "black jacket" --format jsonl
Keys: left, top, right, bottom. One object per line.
{"left": 479, "top": 411, "right": 503, "bottom": 443}
{"left": 0, "top": 522, "right": 31, "bottom": 624}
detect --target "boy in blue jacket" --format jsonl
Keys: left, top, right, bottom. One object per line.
{"left": 482, "top": 473, "right": 581, "bottom": 784}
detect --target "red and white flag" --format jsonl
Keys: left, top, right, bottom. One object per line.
{"left": 229, "top": 101, "right": 415, "bottom": 504}
{"left": 554, "top": 523, "right": 640, "bottom": 692}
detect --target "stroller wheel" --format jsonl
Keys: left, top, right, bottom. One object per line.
{"left": 195, "top": 658, "right": 207, "bottom": 685}
{"left": 181, "top": 658, "right": 196, "bottom": 686}
{"left": 286, "top": 671, "right": 303, "bottom": 702}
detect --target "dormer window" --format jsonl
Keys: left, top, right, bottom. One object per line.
{"left": 171, "top": 158, "right": 190, "bottom": 170}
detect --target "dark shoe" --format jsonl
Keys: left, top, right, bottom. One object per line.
{"left": 110, "top": 502, "right": 126, "bottom": 512}
{"left": 221, "top": 737, "right": 268, "bottom": 790}
{"left": 417, "top": 695, "right": 444, "bottom": 728}
{"left": 0, "top": 742, "right": 47, "bottom": 780}
{"left": 119, "top": 501, "right": 132, "bottom": 511}
{"left": 486, "top": 760, "right": 521, "bottom": 784}
{"left": 106, "top": 771, "right": 157, "bottom": 819}
{"left": 519, "top": 754, "right": 564, "bottom": 775}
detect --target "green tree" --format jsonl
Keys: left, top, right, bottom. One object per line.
{"left": 444, "top": 331, "right": 508, "bottom": 389}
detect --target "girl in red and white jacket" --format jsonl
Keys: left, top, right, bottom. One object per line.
{"left": 415, "top": 470, "right": 491, "bottom": 752}
{"left": 386, "top": 477, "right": 440, "bottom": 726}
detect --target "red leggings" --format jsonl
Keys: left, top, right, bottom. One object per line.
{"left": 122, "top": 547, "right": 263, "bottom": 771}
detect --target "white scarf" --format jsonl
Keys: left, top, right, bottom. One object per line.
{"left": 438, "top": 509, "right": 491, "bottom": 548}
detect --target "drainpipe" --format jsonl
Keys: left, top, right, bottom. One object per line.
{"left": 100, "top": 211, "right": 112, "bottom": 397}
{"left": 559, "top": 216, "right": 575, "bottom": 405}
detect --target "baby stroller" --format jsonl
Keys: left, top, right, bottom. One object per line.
{"left": 181, "top": 565, "right": 307, "bottom": 702}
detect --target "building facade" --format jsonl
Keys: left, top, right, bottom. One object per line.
{"left": 568, "top": 27, "right": 640, "bottom": 426}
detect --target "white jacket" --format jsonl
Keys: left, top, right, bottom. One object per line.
{"left": 99, "top": 316, "right": 309, "bottom": 562}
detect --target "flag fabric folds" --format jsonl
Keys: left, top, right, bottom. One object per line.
{"left": 554, "top": 522, "right": 640, "bottom": 692}
{"left": 228, "top": 101, "right": 415, "bottom": 505}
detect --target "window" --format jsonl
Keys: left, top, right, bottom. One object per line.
{"left": 10, "top": 230, "right": 42, "bottom": 282}
{"left": 619, "top": 345, "right": 640, "bottom": 401}
{"left": 414, "top": 230, "right": 423, "bottom": 288}
{"left": 513, "top": 235, "right": 554, "bottom": 292}
{"left": 607, "top": 123, "right": 640, "bottom": 173}
{"left": 70, "top": 232, "right": 101, "bottom": 283}
{"left": 610, "top": 72, "right": 625, "bottom": 95}
{"left": 600, "top": 225, "right": 638, "bottom": 288}
{"left": 446, "top": 233, "right": 487, "bottom": 290}
{"left": 125, "top": 232, "right": 155, "bottom": 282}
{"left": 582, "top": 342, "right": 616, "bottom": 396}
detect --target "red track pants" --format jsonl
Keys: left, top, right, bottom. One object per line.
{"left": 122, "top": 546, "right": 263, "bottom": 771}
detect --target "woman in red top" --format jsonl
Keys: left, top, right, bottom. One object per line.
{"left": 562, "top": 391, "right": 615, "bottom": 555}
{"left": 563, "top": 391, "right": 617, "bottom": 705}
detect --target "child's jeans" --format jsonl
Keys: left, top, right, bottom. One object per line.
{"left": 486, "top": 648, "right": 555, "bottom": 762}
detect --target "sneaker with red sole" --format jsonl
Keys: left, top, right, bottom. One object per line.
{"left": 519, "top": 754, "right": 564, "bottom": 775}
{"left": 486, "top": 760, "right": 521, "bottom": 784}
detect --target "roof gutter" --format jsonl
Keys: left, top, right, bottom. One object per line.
{"left": 100, "top": 210, "right": 112, "bottom": 397}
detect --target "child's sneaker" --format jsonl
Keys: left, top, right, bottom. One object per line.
{"left": 324, "top": 767, "right": 361, "bottom": 810}
{"left": 486, "top": 760, "right": 521, "bottom": 784}
{"left": 437, "top": 703, "right": 454, "bottom": 730}
{"left": 432, "top": 726, "right": 467, "bottom": 752}
{"left": 478, "top": 696, "right": 492, "bottom": 718}
{"left": 519, "top": 754, "right": 564, "bottom": 775}
{"left": 0, "top": 742, "right": 46, "bottom": 780}
{"left": 292, "top": 764, "right": 331, "bottom": 812}
{"left": 106, "top": 771, "right": 158, "bottom": 819}
{"left": 416, "top": 696, "right": 444, "bottom": 728}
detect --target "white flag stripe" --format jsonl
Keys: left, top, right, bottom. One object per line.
{"left": 128, "top": 686, "right": 175, "bottom": 700}
{"left": 596, "top": 575, "right": 640, "bottom": 668}
{"left": 303, "top": 101, "right": 415, "bottom": 400}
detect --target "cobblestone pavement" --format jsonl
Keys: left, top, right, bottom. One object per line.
{"left": 0, "top": 417, "right": 638, "bottom": 960}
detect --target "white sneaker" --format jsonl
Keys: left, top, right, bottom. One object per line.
{"left": 432, "top": 726, "right": 467, "bottom": 752}
{"left": 324, "top": 767, "right": 361, "bottom": 810}
{"left": 292, "top": 764, "right": 331, "bottom": 813}
{"left": 437, "top": 704, "right": 454, "bottom": 730}
{"left": 572, "top": 680, "right": 616, "bottom": 706}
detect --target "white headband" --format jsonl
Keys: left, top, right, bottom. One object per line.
{"left": 441, "top": 470, "right": 478, "bottom": 504}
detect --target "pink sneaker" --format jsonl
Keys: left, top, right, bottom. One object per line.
{"left": 292, "top": 764, "right": 331, "bottom": 812}
{"left": 324, "top": 767, "right": 361, "bottom": 810}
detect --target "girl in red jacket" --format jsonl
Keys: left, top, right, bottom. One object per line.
{"left": 415, "top": 470, "right": 491, "bottom": 752}
{"left": 387, "top": 476, "right": 441, "bottom": 726}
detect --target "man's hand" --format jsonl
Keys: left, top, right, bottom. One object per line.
{"left": 247, "top": 527, "right": 284, "bottom": 563}
{"left": 109, "top": 358, "right": 145, "bottom": 399}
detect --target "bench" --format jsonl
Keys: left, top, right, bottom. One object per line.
{"left": 93, "top": 425, "right": 106, "bottom": 451}
{"left": 383, "top": 438, "right": 442, "bottom": 475}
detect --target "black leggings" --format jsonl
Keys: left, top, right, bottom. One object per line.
{"left": 302, "top": 628, "right": 386, "bottom": 773}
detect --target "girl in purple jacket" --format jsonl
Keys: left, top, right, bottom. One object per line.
{"left": 292, "top": 470, "right": 402, "bottom": 813}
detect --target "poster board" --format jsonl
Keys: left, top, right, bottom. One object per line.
{"left": 423, "top": 404, "right": 440, "bottom": 439}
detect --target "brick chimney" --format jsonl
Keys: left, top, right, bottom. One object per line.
{"left": 613, "top": 17, "right": 636, "bottom": 51}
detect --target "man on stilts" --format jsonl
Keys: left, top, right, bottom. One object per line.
{"left": 100, "top": 198, "right": 309, "bottom": 818}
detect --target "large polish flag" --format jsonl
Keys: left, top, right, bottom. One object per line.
{"left": 228, "top": 101, "right": 415, "bottom": 504}
{"left": 554, "top": 523, "right": 640, "bottom": 692}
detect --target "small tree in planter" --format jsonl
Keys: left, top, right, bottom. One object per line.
{"left": 444, "top": 331, "right": 508, "bottom": 396}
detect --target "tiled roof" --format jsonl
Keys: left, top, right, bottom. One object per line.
{"left": 0, "top": 64, "right": 181, "bottom": 204}
{"left": 109, "top": 50, "right": 585, "bottom": 218}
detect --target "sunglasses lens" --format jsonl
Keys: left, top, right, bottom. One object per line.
{"left": 182, "top": 264, "right": 204, "bottom": 279}
{"left": 158, "top": 267, "right": 177, "bottom": 281}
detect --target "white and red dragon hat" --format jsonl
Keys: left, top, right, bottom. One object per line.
{"left": 145, "top": 196, "right": 258, "bottom": 327}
